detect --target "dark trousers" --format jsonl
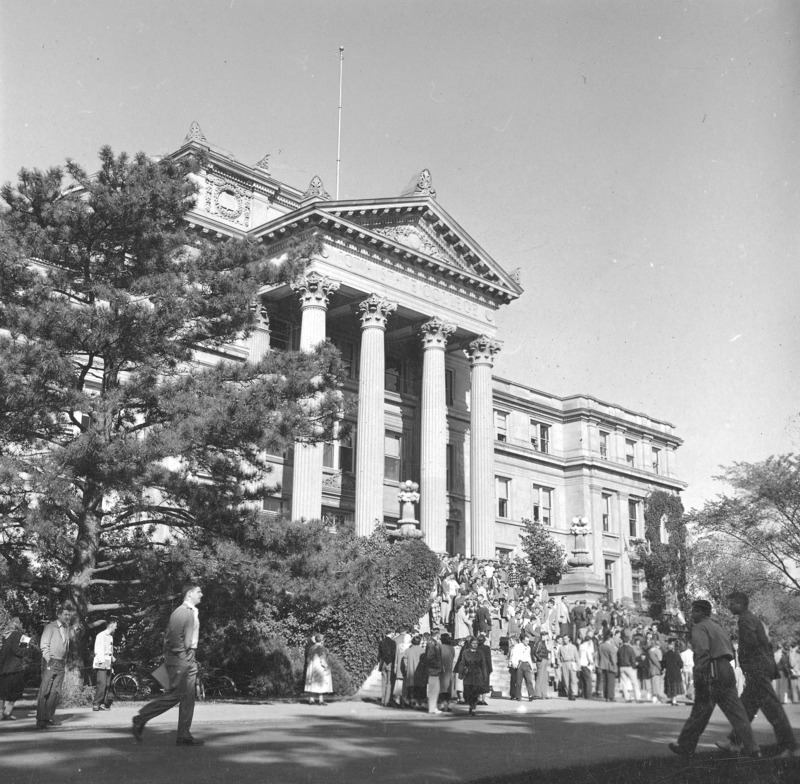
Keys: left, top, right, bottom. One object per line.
{"left": 730, "top": 664, "right": 797, "bottom": 751}
{"left": 380, "top": 665, "right": 395, "bottom": 706}
{"left": 677, "top": 663, "right": 758, "bottom": 754}
{"left": 137, "top": 651, "right": 197, "bottom": 739}
{"left": 509, "top": 667, "right": 519, "bottom": 697}
{"left": 601, "top": 669, "right": 616, "bottom": 700}
{"left": 94, "top": 668, "right": 112, "bottom": 707}
{"left": 513, "top": 662, "right": 534, "bottom": 699}
{"left": 37, "top": 659, "right": 65, "bottom": 723}
{"left": 579, "top": 666, "right": 594, "bottom": 698}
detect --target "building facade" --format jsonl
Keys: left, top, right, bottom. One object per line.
{"left": 176, "top": 123, "right": 685, "bottom": 602}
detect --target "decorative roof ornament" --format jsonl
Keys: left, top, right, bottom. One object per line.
{"left": 254, "top": 153, "right": 271, "bottom": 173}
{"left": 184, "top": 121, "right": 207, "bottom": 144}
{"left": 302, "top": 175, "right": 331, "bottom": 201}
{"left": 401, "top": 168, "right": 437, "bottom": 199}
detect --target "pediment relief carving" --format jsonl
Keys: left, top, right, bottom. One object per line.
{"left": 203, "top": 172, "right": 253, "bottom": 228}
{"left": 370, "top": 220, "right": 473, "bottom": 272}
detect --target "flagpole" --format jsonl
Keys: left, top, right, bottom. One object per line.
{"left": 336, "top": 46, "right": 344, "bottom": 199}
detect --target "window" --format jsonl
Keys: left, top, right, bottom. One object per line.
{"left": 532, "top": 485, "right": 552, "bottom": 525}
{"left": 495, "top": 476, "right": 510, "bottom": 518}
{"left": 384, "top": 431, "right": 402, "bottom": 482}
{"left": 602, "top": 492, "right": 612, "bottom": 533}
{"left": 651, "top": 447, "right": 661, "bottom": 474}
{"left": 445, "top": 369, "right": 455, "bottom": 407}
{"left": 384, "top": 350, "right": 420, "bottom": 395}
{"left": 599, "top": 431, "right": 609, "bottom": 460}
{"left": 628, "top": 499, "right": 639, "bottom": 537}
{"left": 446, "top": 524, "right": 456, "bottom": 556}
{"left": 322, "top": 431, "right": 354, "bottom": 472}
{"left": 530, "top": 420, "right": 551, "bottom": 453}
{"left": 605, "top": 560, "right": 615, "bottom": 603}
{"left": 446, "top": 443, "right": 454, "bottom": 491}
{"left": 625, "top": 439, "right": 636, "bottom": 467}
{"left": 632, "top": 576, "right": 641, "bottom": 606}
{"left": 269, "top": 317, "right": 300, "bottom": 352}
{"left": 261, "top": 496, "right": 287, "bottom": 518}
{"left": 384, "top": 355, "right": 401, "bottom": 393}
{"left": 331, "top": 337, "right": 356, "bottom": 379}
{"left": 494, "top": 410, "right": 508, "bottom": 442}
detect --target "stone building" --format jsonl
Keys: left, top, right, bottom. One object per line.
{"left": 176, "top": 123, "right": 685, "bottom": 602}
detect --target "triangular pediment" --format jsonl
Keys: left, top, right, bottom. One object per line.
{"left": 319, "top": 198, "right": 523, "bottom": 297}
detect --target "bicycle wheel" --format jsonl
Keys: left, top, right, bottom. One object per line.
{"left": 112, "top": 673, "right": 140, "bottom": 701}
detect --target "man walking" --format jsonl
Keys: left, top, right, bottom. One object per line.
{"left": 716, "top": 591, "right": 797, "bottom": 758}
{"left": 669, "top": 599, "right": 760, "bottom": 758}
{"left": 617, "top": 631, "right": 642, "bottom": 703}
{"left": 36, "top": 606, "right": 73, "bottom": 729}
{"left": 132, "top": 584, "right": 204, "bottom": 746}
{"left": 92, "top": 619, "right": 117, "bottom": 711}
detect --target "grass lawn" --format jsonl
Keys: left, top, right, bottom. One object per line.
{"left": 470, "top": 748, "right": 800, "bottom": 784}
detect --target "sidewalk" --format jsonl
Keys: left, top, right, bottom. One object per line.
{"left": 1, "top": 696, "right": 797, "bottom": 784}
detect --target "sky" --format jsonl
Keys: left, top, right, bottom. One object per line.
{"left": 2, "top": 0, "right": 798, "bottom": 511}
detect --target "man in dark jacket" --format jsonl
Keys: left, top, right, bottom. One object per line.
{"left": 473, "top": 599, "right": 492, "bottom": 637}
{"left": 717, "top": 592, "right": 797, "bottom": 757}
{"left": 132, "top": 584, "right": 204, "bottom": 746}
{"left": 476, "top": 633, "right": 493, "bottom": 704}
{"left": 424, "top": 628, "right": 444, "bottom": 714}
{"left": 378, "top": 630, "right": 397, "bottom": 707}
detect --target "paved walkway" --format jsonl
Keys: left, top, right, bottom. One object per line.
{"left": 2, "top": 697, "right": 798, "bottom": 784}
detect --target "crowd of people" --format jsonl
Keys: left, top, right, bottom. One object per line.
{"left": 369, "top": 554, "right": 800, "bottom": 731}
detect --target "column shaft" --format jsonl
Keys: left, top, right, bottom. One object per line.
{"left": 420, "top": 318, "right": 455, "bottom": 553}
{"left": 468, "top": 337, "right": 502, "bottom": 558}
{"left": 290, "top": 273, "right": 339, "bottom": 522}
{"left": 354, "top": 295, "right": 396, "bottom": 536}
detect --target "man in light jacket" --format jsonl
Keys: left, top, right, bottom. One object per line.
{"left": 92, "top": 619, "right": 117, "bottom": 711}
{"left": 36, "top": 606, "right": 73, "bottom": 729}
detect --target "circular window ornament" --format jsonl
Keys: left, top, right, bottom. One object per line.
{"left": 216, "top": 187, "right": 243, "bottom": 220}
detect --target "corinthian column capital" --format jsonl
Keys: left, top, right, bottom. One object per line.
{"left": 466, "top": 335, "right": 503, "bottom": 367}
{"left": 291, "top": 272, "right": 341, "bottom": 310}
{"left": 420, "top": 317, "right": 456, "bottom": 350}
{"left": 358, "top": 294, "right": 397, "bottom": 330}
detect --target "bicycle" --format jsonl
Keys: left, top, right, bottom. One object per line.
{"left": 111, "top": 662, "right": 164, "bottom": 701}
{"left": 195, "top": 664, "right": 238, "bottom": 701}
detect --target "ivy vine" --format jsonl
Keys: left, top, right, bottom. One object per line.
{"left": 641, "top": 490, "right": 688, "bottom": 621}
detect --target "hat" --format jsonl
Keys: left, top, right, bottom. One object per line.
{"left": 692, "top": 599, "right": 712, "bottom": 616}
{"left": 547, "top": 598, "right": 555, "bottom": 604}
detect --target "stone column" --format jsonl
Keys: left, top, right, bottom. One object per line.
{"left": 467, "top": 336, "right": 502, "bottom": 558}
{"left": 290, "top": 272, "right": 340, "bottom": 522}
{"left": 248, "top": 301, "right": 271, "bottom": 361}
{"left": 419, "top": 317, "right": 455, "bottom": 552}
{"left": 354, "top": 294, "right": 397, "bottom": 536}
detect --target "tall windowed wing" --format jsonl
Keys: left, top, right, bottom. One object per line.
{"left": 651, "top": 446, "right": 660, "bottom": 474}
{"left": 625, "top": 439, "right": 636, "bottom": 467}
{"left": 384, "top": 431, "right": 402, "bottom": 482}
{"left": 602, "top": 492, "right": 611, "bottom": 532}
{"left": 444, "top": 369, "right": 455, "bottom": 407}
{"left": 495, "top": 476, "right": 510, "bottom": 518}
{"left": 494, "top": 410, "right": 508, "bottom": 442}
{"left": 599, "top": 431, "right": 609, "bottom": 459}
{"left": 628, "top": 499, "right": 639, "bottom": 537}
{"left": 605, "top": 560, "right": 614, "bottom": 602}
{"left": 530, "top": 420, "right": 551, "bottom": 453}
{"left": 532, "top": 485, "right": 552, "bottom": 525}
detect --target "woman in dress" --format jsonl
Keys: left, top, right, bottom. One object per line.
{"left": 458, "top": 636, "right": 489, "bottom": 716}
{"left": 0, "top": 617, "right": 28, "bottom": 720}
{"left": 304, "top": 633, "right": 333, "bottom": 705}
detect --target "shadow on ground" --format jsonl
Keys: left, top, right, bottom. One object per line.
{"left": 1, "top": 704, "right": 798, "bottom": 784}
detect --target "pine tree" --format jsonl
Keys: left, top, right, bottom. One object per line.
{"left": 0, "top": 148, "right": 344, "bottom": 655}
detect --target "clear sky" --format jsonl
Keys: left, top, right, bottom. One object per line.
{"left": 2, "top": 0, "right": 798, "bottom": 510}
